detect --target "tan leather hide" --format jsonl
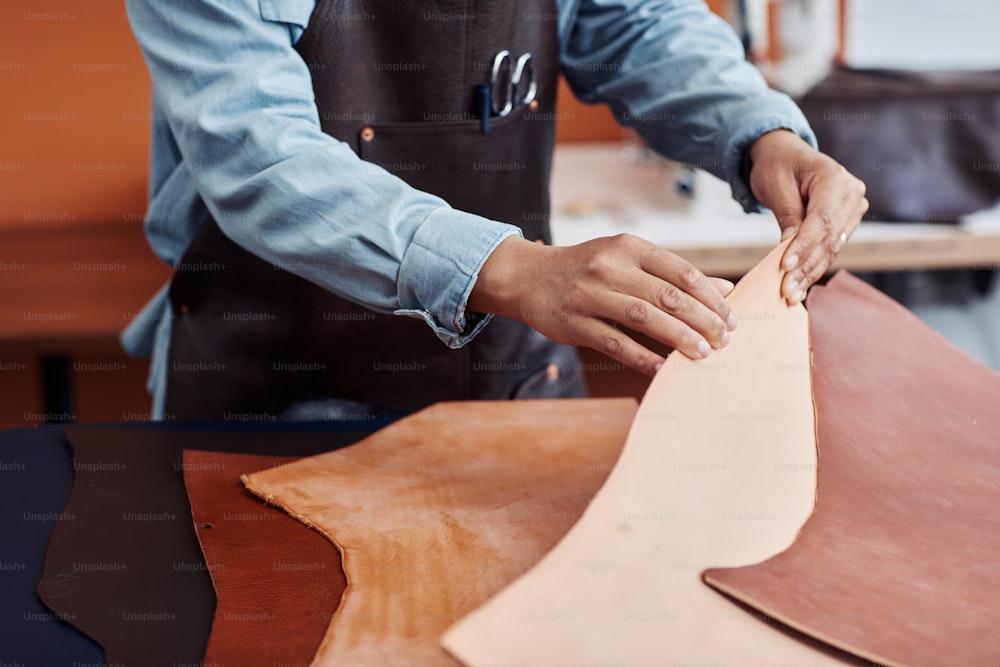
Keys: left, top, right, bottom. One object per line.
{"left": 242, "top": 398, "right": 637, "bottom": 666}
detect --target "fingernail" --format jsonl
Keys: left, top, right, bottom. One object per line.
{"left": 697, "top": 339, "right": 711, "bottom": 357}
{"left": 795, "top": 289, "right": 806, "bottom": 303}
{"left": 784, "top": 254, "right": 799, "bottom": 271}
{"left": 654, "top": 363, "right": 664, "bottom": 371}
{"left": 719, "top": 331, "right": 731, "bottom": 347}
{"left": 786, "top": 279, "right": 799, "bottom": 299}
{"left": 727, "top": 312, "right": 738, "bottom": 330}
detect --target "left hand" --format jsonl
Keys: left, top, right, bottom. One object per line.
{"left": 748, "top": 129, "right": 869, "bottom": 304}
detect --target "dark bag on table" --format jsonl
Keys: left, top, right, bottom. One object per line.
{"left": 797, "top": 67, "right": 1000, "bottom": 222}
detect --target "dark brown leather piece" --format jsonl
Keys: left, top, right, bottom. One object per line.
{"left": 164, "top": 0, "right": 575, "bottom": 419}
{"left": 704, "top": 270, "right": 1000, "bottom": 667}
{"left": 36, "top": 426, "right": 365, "bottom": 667}
{"left": 243, "top": 398, "right": 638, "bottom": 666}
{"left": 183, "top": 450, "right": 345, "bottom": 667}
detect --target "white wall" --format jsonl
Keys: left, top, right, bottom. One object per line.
{"left": 844, "top": 0, "right": 1000, "bottom": 70}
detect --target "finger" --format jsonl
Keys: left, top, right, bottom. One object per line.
{"left": 600, "top": 291, "right": 718, "bottom": 360}
{"left": 637, "top": 250, "right": 737, "bottom": 335}
{"left": 763, "top": 173, "right": 807, "bottom": 264}
{"left": 833, "top": 177, "right": 867, "bottom": 247}
{"left": 783, "top": 197, "right": 861, "bottom": 304}
{"left": 708, "top": 277, "right": 735, "bottom": 298}
{"left": 784, "top": 239, "right": 836, "bottom": 305}
{"left": 781, "top": 178, "right": 842, "bottom": 300}
{"left": 632, "top": 274, "right": 733, "bottom": 349}
{"left": 846, "top": 181, "right": 869, "bottom": 238}
{"left": 834, "top": 197, "right": 867, "bottom": 254}
{"left": 852, "top": 197, "right": 869, "bottom": 236}
{"left": 797, "top": 187, "right": 869, "bottom": 294}
{"left": 784, "top": 175, "right": 840, "bottom": 268}
{"left": 575, "top": 317, "right": 666, "bottom": 377}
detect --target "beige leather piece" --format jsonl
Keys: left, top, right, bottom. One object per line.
{"left": 242, "top": 398, "right": 637, "bottom": 666}
{"left": 442, "top": 242, "right": 850, "bottom": 666}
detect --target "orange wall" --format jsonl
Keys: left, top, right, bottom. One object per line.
{"left": 706, "top": 0, "right": 729, "bottom": 20}
{"left": 558, "top": 0, "right": 729, "bottom": 142}
{"left": 0, "top": 1, "right": 152, "bottom": 229}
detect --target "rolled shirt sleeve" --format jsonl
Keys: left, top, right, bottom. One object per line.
{"left": 557, "top": 0, "right": 818, "bottom": 211}
{"left": 125, "top": 0, "right": 520, "bottom": 348}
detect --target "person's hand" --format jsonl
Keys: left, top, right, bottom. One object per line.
{"left": 748, "top": 129, "right": 869, "bottom": 304}
{"left": 469, "top": 234, "right": 738, "bottom": 376}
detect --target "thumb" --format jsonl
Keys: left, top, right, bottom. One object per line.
{"left": 755, "top": 170, "right": 806, "bottom": 239}
{"left": 769, "top": 190, "right": 805, "bottom": 240}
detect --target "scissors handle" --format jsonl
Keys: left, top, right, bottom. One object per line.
{"left": 512, "top": 53, "right": 537, "bottom": 108}
{"left": 488, "top": 50, "right": 536, "bottom": 118}
{"left": 490, "top": 50, "right": 514, "bottom": 117}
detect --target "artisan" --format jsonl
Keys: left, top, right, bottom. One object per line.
{"left": 122, "top": 0, "right": 867, "bottom": 420}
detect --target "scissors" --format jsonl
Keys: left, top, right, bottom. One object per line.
{"left": 489, "top": 50, "right": 537, "bottom": 117}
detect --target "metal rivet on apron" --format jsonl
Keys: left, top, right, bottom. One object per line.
{"left": 361, "top": 127, "right": 375, "bottom": 142}
{"left": 546, "top": 363, "right": 560, "bottom": 380}
{"left": 529, "top": 100, "right": 539, "bottom": 111}
{"left": 179, "top": 304, "right": 190, "bottom": 315}
{"left": 534, "top": 238, "right": 545, "bottom": 244}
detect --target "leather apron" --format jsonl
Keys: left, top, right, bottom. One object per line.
{"left": 165, "top": 0, "right": 584, "bottom": 420}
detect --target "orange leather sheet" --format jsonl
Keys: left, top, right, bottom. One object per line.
{"left": 442, "top": 242, "right": 857, "bottom": 665}
{"left": 183, "top": 450, "right": 344, "bottom": 667}
{"left": 704, "top": 270, "right": 1000, "bottom": 667}
{"left": 242, "top": 398, "right": 637, "bottom": 666}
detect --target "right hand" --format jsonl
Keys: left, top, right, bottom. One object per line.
{"left": 469, "top": 234, "right": 738, "bottom": 376}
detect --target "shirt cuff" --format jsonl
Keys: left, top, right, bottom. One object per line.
{"left": 395, "top": 207, "right": 523, "bottom": 349}
{"left": 724, "top": 96, "right": 818, "bottom": 213}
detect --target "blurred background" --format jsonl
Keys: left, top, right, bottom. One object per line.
{"left": 2, "top": 0, "right": 998, "bottom": 429}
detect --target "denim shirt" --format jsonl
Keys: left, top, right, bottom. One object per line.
{"left": 122, "top": 0, "right": 816, "bottom": 416}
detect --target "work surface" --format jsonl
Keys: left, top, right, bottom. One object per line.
{"left": 550, "top": 143, "right": 1000, "bottom": 276}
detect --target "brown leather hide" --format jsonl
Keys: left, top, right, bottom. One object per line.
{"left": 183, "top": 450, "right": 345, "bottom": 667}
{"left": 242, "top": 398, "right": 637, "bottom": 666}
{"left": 704, "top": 270, "right": 1000, "bottom": 667}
